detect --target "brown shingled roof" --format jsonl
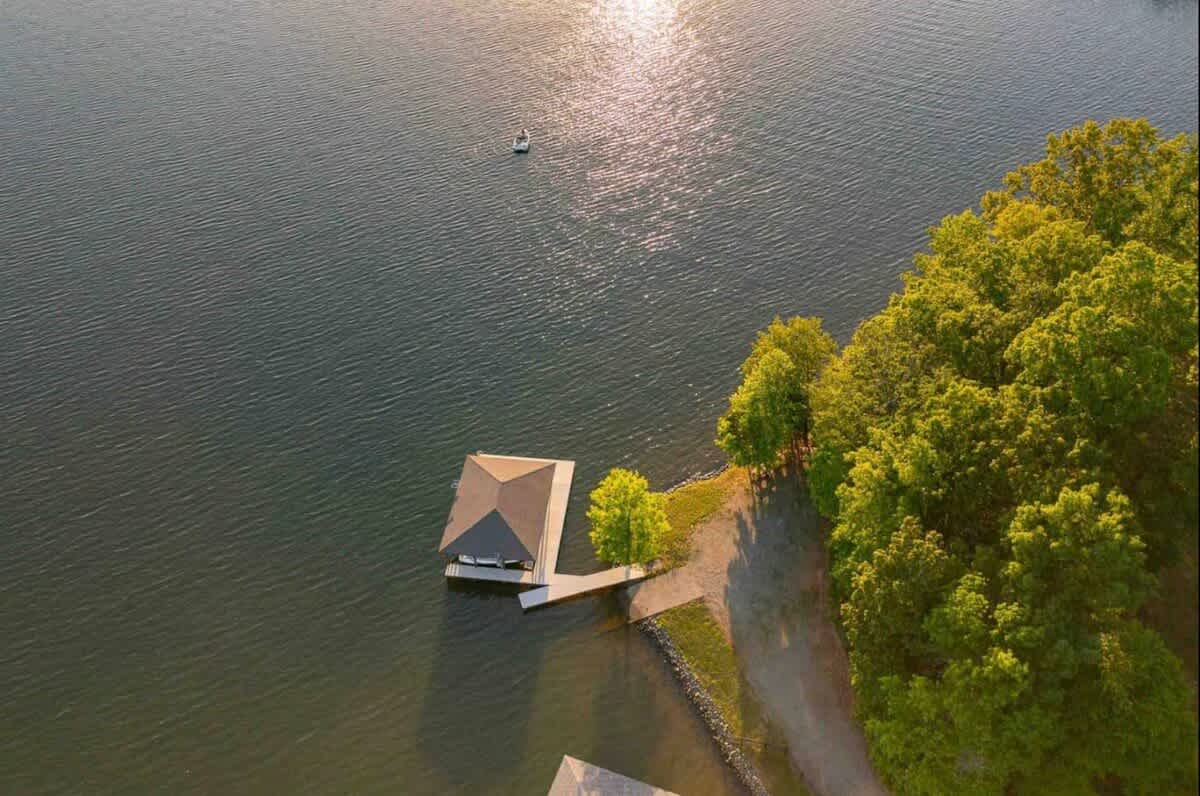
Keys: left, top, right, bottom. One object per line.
{"left": 547, "top": 755, "right": 678, "bottom": 795}
{"left": 438, "top": 454, "right": 555, "bottom": 561}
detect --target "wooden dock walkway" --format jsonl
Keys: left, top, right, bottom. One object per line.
{"left": 531, "top": 459, "right": 573, "bottom": 586}
{"left": 518, "top": 565, "right": 649, "bottom": 610}
{"left": 444, "top": 562, "right": 538, "bottom": 585}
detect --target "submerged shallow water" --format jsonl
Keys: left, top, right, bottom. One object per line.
{"left": 2, "top": 0, "right": 1197, "bottom": 793}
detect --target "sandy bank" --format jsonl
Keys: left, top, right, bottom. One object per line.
{"left": 685, "top": 474, "right": 889, "bottom": 796}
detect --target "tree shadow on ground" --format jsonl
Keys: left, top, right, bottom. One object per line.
{"left": 721, "top": 471, "right": 888, "bottom": 796}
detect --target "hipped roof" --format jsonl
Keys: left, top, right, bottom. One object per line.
{"left": 438, "top": 454, "right": 555, "bottom": 561}
{"left": 547, "top": 755, "right": 677, "bottom": 795}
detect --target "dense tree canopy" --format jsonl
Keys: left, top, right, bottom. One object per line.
{"left": 808, "top": 119, "right": 1198, "bottom": 794}
{"left": 716, "top": 348, "right": 796, "bottom": 471}
{"left": 717, "top": 316, "right": 837, "bottom": 472}
{"left": 587, "top": 468, "right": 669, "bottom": 565}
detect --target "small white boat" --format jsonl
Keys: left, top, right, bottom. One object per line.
{"left": 512, "top": 128, "right": 530, "bottom": 153}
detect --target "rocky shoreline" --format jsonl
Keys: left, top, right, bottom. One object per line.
{"left": 664, "top": 464, "right": 729, "bottom": 495}
{"left": 637, "top": 616, "right": 771, "bottom": 796}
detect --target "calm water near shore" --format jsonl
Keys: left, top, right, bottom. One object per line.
{"left": 2, "top": 0, "right": 1197, "bottom": 793}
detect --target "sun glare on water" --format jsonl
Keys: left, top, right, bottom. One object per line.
{"left": 545, "top": 0, "right": 726, "bottom": 258}
{"left": 602, "top": 0, "right": 679, "bottom": 43}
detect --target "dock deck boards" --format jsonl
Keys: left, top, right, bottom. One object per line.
{"left": 531, "top": 459, "right": 573, "bottom": 586}
{"left": 519, "top": 565, "right": 649, "bottom": 610}
{"left": 444, "top": 562, "right": 538, "bottom": 585}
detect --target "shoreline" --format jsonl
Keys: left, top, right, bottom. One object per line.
{"left": 664, "top": 464, "right": 730, "bottom": 494}
{"left": 637, "top": 614, "right": 771, "bottom": 796}
{"left": 645, "top": 466, "right": 887, "bottom": 796}
{"left": 637, "top": 465, "right": 802, "bottom": 795}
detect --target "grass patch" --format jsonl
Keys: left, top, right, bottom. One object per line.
{"left": 656, "top": 599, "right": 812, "bottom": 795}
{"left": 660, "top": 467, "right": 744, "bottom": 570}
{"left": 656, "top": 599, "right": 756, "bottom": 738}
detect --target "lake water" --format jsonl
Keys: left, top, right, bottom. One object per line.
{"left": 2, "top": 0, "right": 1197, "bottom": 793}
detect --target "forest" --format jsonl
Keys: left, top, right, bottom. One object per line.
{"left": 718, "top": 119, "right": 1198, "bottom": 794}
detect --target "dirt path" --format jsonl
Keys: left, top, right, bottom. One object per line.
{"left": 622, "top": 566, "right": 704, "bottom": 622}
{"left": 685, "top": 475, "right": 889, "bottom": 796}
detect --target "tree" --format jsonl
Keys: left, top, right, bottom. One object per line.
{"left": 995, "top": 486, "right": 1195, "bottom": 792}
{"left": 717, "top": 317, "right": 837, "bottom": 474}
{"left": 1007, "top": 241, "right": 1198, "bottom": 431}
{"left": 864, "top": 648, "right": 1053, "bottom": 796}
{"left": 742, "top": 316, "right": 838, "bottom": 453}
{"left": 1002, "top": 485, "right": 1152, "bottom": 618}
{"left": 983, "top": 118, "right": 1199, "bottom": 261}
{"left": 715, "top": 349, "right": 795, "bottom": 474}
{"left": 806, "top": 445, "right": 847, "bottom": 519}
{"left": 805, "top": 118, "right": 1198, "bottom": 793}
{"left": 1072, "top": 622, "right": 1198, "bottom": 794}
{"left": 810, "top": 311, "right": 937, "bottom": 457}
{"left": 842, "top": 518, "right": 960, "bottom": 697}
{"left": 586, "top": 468, "right": 668, "bottom": 565}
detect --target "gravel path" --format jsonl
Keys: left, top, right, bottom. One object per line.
{"left": 686, "top": 475, "right": 889, "bottom": 796}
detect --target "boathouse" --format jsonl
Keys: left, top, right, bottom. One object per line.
{"left": 439, "top": 453, "right": 574, "bottom": 583}
{"left": 547, "top": 755, "right": 678, "bottom": 796}
{"left": 440, "top": 453, "right": 650, "bottom": 608}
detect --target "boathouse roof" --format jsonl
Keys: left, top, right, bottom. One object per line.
{"left": 547, "top": 755, "right": 678, "bottom": 796}
{"left": 439, "top": 454, "right": 560, "bottom": 561}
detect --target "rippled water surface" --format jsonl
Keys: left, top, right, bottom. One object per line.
{"left": 2, "top": 0, "right": 1197, "bottom": 793}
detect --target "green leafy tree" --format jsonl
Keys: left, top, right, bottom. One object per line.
{"left": 1007, "top": 241, "right": 1198, "bottom": 431}
{"left": 811, "top": 311, "right": 934, "bottom": 456}
{"left": 1074, "top": 622, "right": 1198, "bottom": 794}
{"left": 983, "top": 118, "right": 1199, "bottom": 260}
{"left": 865, "top": 648, "right": 1053, "bottom": 796}
{"left": 742, "top": 315, "right": 839, "bottom": 383}
{"left": 996, "top": 486, "right": 1196, "bottom": 792}
{"left": 741, "top": 316, "right": 838, "bottom": 451}
{"left": 829, "top": 378, "right": 1014, "bottom": 587}
{"left": 805, "top": 118, "right": 1198, "bottom": 793}
{"left": 586, "top": 468, "right": 668, "bottom": 565}
{"left": 924, "top": 573, "right": 993, "bottom": 661}
{"left": 999, "top": 485, "right": 1154, "bottom": 637}
{"left": 842, "top": 518, "right": 960, "bottom": 697}
{"left": 716, "top": 348, "right": 795, "bottom": 474}
{"left": 806, "top": 445, "right": 847, "bottom": 519}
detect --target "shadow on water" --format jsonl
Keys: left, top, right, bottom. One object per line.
{"left": 415, "top": 577, "right": 552, "bottom": 796}
{"left": 587, "top": 623, "right": 652, "bottom": 776}
{"left": 586, "top": 604, "right": 747, "bottom": 796}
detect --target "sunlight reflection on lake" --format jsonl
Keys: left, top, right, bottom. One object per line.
{"left": 551, "top": 0, "right": 727, "bottom": 254}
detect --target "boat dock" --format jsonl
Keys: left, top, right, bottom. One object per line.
{"left": 441, "top": 454, "right": 649, "bottom": 610}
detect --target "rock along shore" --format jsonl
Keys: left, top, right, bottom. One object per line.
{"left": 637, "top": 615, "right": 770, "bottom": 796}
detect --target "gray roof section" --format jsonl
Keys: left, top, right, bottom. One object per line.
{"left": 547, "top": 756, "right": 678, "bottom": 796}
{"left": 439, "top": 455, "right": 556, "bottom": 561}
